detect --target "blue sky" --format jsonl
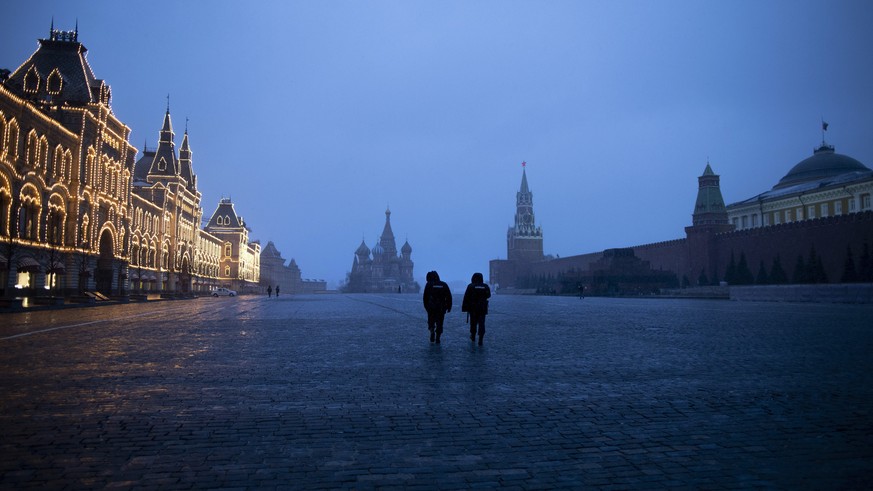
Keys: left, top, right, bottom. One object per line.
{"left": 3, "top": 1, "right": 872, "bottom": 287}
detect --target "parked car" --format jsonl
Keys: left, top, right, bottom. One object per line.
{"left": 212, "top": 287, "right": 237, "bottom": 297}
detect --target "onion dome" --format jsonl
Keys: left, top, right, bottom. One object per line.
{"left": 355, "top": 240, "right": 370, "bottom": 257}
{"left": 401, "top": 240, "right": 412, "bottom": 255}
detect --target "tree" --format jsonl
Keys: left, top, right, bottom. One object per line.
{"left": 735, "top": 252, "right": 754, "bottom": 285}
{"left": 724, "top": 252, "right": 737, "bottom": 284}
{"left": 755, "top": 260, "right": 769, "bottom": 285}
{"left": 769, "top": 255, "right": 788, "bottom": 284}
{"left": 792, "top": 254, "right": 807, "bottom": 284}
{"left": 806, "top": 246, "right": 828, "bottom": 284}
{"left": 841, "top": 245, "right": 858, "bottom": 283}
{"left": 1, "top": 230, "right": 20, "bottom": 297}
{"left": 860, "top": 242, "right": 873, "bottom": 282}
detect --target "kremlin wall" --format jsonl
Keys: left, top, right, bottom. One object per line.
{"left": 491, "top": 146, "right": 873, "bottom": 300}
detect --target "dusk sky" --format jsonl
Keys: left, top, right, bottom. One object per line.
{"left": 3, "top": 1, "right": 872, "bottom": 288}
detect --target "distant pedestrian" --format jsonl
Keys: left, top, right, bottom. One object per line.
{"left": 422, "top": 270, "right": 452, "bottom": 344}
{"left": 267, "top": 285, "right": 272, "bottom": 297}
{"left": 462, "top": 272, "right": 491, "bottom": 346}
{"left": 275, "top": 285, "right": 280, "bottom": 297}
{"left": 577, "top": 283, "right": 585, "bottom": 299}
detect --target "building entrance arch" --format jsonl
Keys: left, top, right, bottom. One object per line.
{"left": 179, "top": 255, "right": 191, "bottom": 293}
{"left": 96, "top": 229, "right": 114, "bottom": 295}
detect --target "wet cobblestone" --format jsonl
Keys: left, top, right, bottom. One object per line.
{"left": 1, "top": 294, "right": 872, "bottom": 489}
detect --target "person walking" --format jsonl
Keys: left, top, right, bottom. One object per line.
{"left": 422, "top": 270, "right": 452, "bottom": 344}
{"left": 275, "top": 285, "right": 280, "bottom": 297}
{"left": 267, "top": 285, "right": 272, "bottom": 298}
{"left": 462, "top": 272, "right": 491, "bottom": 346}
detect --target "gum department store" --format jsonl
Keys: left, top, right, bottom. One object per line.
{"left": 0, "top": 26, "right": 325, "bottom": 298}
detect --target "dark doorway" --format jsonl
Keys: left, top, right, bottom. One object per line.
{"left": 180, "top": 256, "right": 191, "bottom": 293}
{"left": 96, "top": 230, "right": 114, "bottom": 295}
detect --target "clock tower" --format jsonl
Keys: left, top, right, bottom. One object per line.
{"left": 507, "top": 163, "right": 544, "bottom": 262}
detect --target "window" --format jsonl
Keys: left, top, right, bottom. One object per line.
{"left": 23, "top": 67, "right": 40, "bottom": 93}
{"left": 773, "top": 212, "right": 780, "bottom": 225}
{"left": 741, "top": 216, "right": 748, "bottom": 229}
{"left": 807, "top": 206, "right": 815, "bottom": 219}
{"left": 224, "top": 266, "right": 230, "bottom": 277}
{"left": 763, "top": 213, "right": 770, "bottom": 226}
{"left": 796, "top": 208, "right": 803, "bottom": 220}
{"left": 849, "top": 199, "right": 856, "bottom": 212}
{"left": 751, "top": 214, "right": 758, "bottom": 227}
{"left": 224, "top": 243, "right": 232, "bottom": 257}
{"left": 784, "top": 210, "right": 791, "bottom": 223}
{"left": 863, "top": 194, "right": 872, "bottom": 211}
{"left": 732, "top": 217, "right": 739, "bottom": 227}
{"left": 835, "top": 201, "right": 843, "bottom": 215}
{"left": 821, "top": 203, "right": 828, "bottom": 217}
{"left": 47, "top": 69, "right": 63, "bottom": 95}
{"left": 25, "top": 131, "right": 39, "bottom": 168}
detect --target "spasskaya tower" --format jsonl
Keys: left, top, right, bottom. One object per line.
{"left": 507, "top": 162, "right": 544, "bottom": 262}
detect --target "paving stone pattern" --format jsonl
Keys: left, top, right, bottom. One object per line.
{"left": 1, "top": 294, "right": 872, "bottom": 489}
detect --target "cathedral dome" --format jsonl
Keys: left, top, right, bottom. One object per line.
{"left": 401, "top": 241, "right": 412, "bottom": 254}
{"left": 774, "top": 144, "right": 870, "bottom": 189}
{"left": 355, "top": 240, "right": 370, "bottom": 257}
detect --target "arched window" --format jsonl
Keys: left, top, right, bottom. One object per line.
{"left": 47, "top": 69, "right": 63, "bottom": 95}
{"left": 0, "top": 183, "right": 11, "bottom": 237}
{"left": 85, "top": 147, "right": 95, "bottom": 184}
{"left": 18, "top": 185, "right": 41, "bottom": 241}
{"left": 224, "top": 242, "right": 232, "bottom": 257}
{"left": 0, "top": 114, "right": 6, "bottom": 158}
{"left": 25, "top": 130, "right": 39, "bottom": 168}
{"left": 46, "top": 195, "right": 66, "bottom": 246}
{"left": 23, "top": 66, "right": 40, "bottom": 93}
{"left": 224, "top": 266, "right": 230, "bottom": 277}
{"left": 224, "top": 215, "right": 231, "bottom": 226}
{"left": 52, "top": 145, "right": 64, "bottom": 178}
{"left": 7, "top": 120, "right": 19, "bottom": 161}
{"left": 130, "top": 243, "right": 139, "bottom": 266}
{"left": 63, "top": 150, "right": 73, "bottom": 180}
{"left": 38, "top": 136, "right": 49, "bottom": 172}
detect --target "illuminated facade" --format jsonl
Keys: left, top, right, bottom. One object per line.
{"left": 1, "top": 25, "right": 276, "bottom": 300}
{"left": 204, "top": 198, "right": 260, "bottom": 292}
{"left": 344, "top": 208, "right": 419, "bottom": 293}
{"left": 129, "top": 109, "right": 222, "bottom": 293}
{"left": 1, "top": 25, "right": 136, "bottom": 296}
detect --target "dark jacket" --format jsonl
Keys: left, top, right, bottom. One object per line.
{"left": 462, "top": 272, "right": 491, "bottom": 315}
{"left": 423, "top": 271, "right": 452, "bottom": 313}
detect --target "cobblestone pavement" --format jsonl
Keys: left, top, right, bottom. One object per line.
{"left": 1, "top": 294, "right": 872, "bottom": 489}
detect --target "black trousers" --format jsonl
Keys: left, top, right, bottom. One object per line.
{"left": 428, "top": 311, "right": 446, "bottom": 334}
{"left": 469, "top": 313, "right": 486, "bottom": 337}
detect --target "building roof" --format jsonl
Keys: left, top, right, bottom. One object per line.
{"left": 205, "top": 198, "right": 244, "bottom": 229}
{"left": 728, "top": 144, "right": 872, "bottom": 208}
{"left": 261, "top": 241, "right": 283, "bottom": 259}
{"left": 774, "top": 144, "right": 870, "bottom": 189}
{"left": 147, "top": 110, "right": 180, "bottom": 179}
{"left": 4, "top": 27, "right": 106, "bottom": 107}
